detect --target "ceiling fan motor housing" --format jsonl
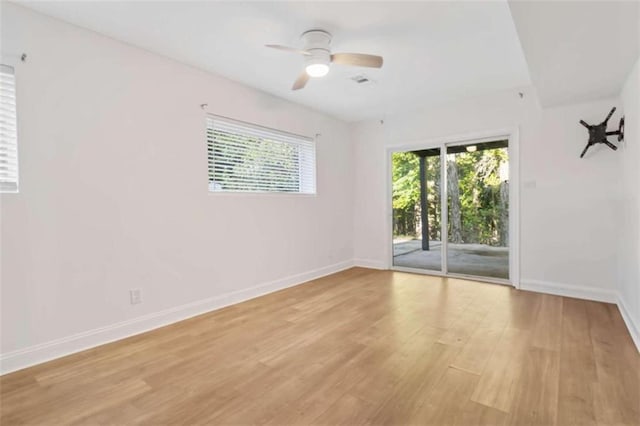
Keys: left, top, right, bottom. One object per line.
{"left": 302, "top": 30, "right": 332, "bottom": 68}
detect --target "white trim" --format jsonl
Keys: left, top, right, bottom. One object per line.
{"left": 508, "top": 127, "right": 520, "bottom": 288}
{"left": 385, "top": 148, "right": 394, "bottom": 270}
{"left": 393, "top": 266, "right": 444, "bottom": 276}
{"left": 392, "top": 267, "right": 512, "bottom": 287}
{"left": 616, "top": 292, "right": 640, "bottom": 352}
{"left": 353, "top": 258, "right": 388, "bottom": 270}
{"left": 447, "top": 272, "right": 512, "bottom": 287}
{"left": 520, "top": 279, "right": 616, "bottom": 303}
{"left": 0, "top": 260, "right": 354, "bottom": 375}
{"left": 441, "top": 147, "right": 448, "bottom": 274}
{"left": 3, "top": 262, "right": 638, "bottom": 374}
{"left": 386, "top": 127, "right": 519, "bottom": 287}
{"left": 388, "top": 130, "right": 513, "bottom": 154}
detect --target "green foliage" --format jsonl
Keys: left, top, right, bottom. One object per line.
{"left": 392, "top": 152, "right": 420, "bottom": 210}
{"left": 392, "top": 147, "right": 508, "bottom": 246}
{"left": 392, "top": 152, "right": 441, "bottom": 238}
{"left": 451, "top": 148, "right": 508, "bottom": 245}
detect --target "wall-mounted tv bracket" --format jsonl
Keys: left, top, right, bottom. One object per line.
{"left": 579, "top": 107, "right": 624, "bottom": 158}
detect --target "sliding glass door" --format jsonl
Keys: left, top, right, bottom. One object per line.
{"left": 445, "top": 141, "right": 509, "bottom": 280}
{"left": 392, "top": 148, "right": 442, "bottom": 272}
{"left": 391, "top": 139, "right": 511, "bottom": 283}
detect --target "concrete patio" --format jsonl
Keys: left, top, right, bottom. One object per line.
{"left": 393, "top": 239, "right": 509, "bottom": 279}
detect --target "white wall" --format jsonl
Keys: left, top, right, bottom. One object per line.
{"left": 524, "top": 100, "right": 622, "bottom": 293}
{"left": 352, "top": 87, "right": 624, "bottom": 301}
{"left": 0, "top": 4, "right": 353, "bottom": 371}
{"left": 618, "top": 57, "right": 640, "bottom": 346}
{"left": 1, "top": 3, "right": 638, "bottom": 373}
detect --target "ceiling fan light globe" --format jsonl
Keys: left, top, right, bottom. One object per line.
{"left": 305, "top": 63, "right": 329, "bottom": 78}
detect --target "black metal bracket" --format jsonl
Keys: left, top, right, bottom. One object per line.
{"left": 579, "top": 107, "right": 625, "bottom": 158}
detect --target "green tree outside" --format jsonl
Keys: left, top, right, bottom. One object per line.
{"left": 392, "top": 147, "right": 508, "bottom": 247}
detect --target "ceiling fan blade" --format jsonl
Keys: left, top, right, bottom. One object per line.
{"left": 292, "top": 72, "right": 309, "bottom": 90}
{"left": 331, "top": 53, "right": 383, "bottom": 68}
{"left": 265, "top": 44, "right": 311, "bottom": 56}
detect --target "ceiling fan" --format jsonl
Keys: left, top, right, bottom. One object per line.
{"left": 266, "top": 29, "right": 384, "bottom": 90}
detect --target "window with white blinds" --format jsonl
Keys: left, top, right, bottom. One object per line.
{"left": 207, "top": 115, "right": 316, "bottom": 194}
{"left": 0, "top": 65, "right": 18, "bottom": 193}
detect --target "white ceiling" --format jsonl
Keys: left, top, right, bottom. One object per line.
{"left": 14, "top": 1, "right": 532, "bottom": 122}
{"left": 509, "top": 0, "right": 639, "bottom": 107}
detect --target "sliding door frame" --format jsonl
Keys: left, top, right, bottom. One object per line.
{"left": 386, "top": 128, "right": 520, "bottom": 288}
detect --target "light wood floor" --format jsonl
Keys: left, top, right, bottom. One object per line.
{"left": 1, "top": 268, "right": 639, "bottom": 425}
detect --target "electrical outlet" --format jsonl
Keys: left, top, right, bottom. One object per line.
{"left": 130, "top": 288, "right": 142, "bottom": 305}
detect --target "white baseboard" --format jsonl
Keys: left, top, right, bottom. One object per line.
{"left": 520, "top": 279, "right": 617, "bottom": 303}
{"left": 353, "top": 258, "right": 388, "bottom": 270}
{"left": 518, "top": 279, "right": 638, "bottom": 352}
{"left": 616, "top": 293, "right": 640, "bottom": 352}
{"left": 3, "top": 264, "right": 636, "bottom": 374}
{"left": 0, "top": 260, "right": 355, "bottom": 375}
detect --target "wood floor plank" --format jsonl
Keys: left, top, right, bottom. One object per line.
{"left": 1, "top": 268, "right": 638, "bottom": 425}
{"left": 264, "top": 344, "right": 389, "bottom": 425}
{"left": 408, "top": 366, "right": 481, "bottom": 425}
{"left": 470, "top": 327, "right": 532, "bottom": 412}
{"left": 557, "top": 298, "right": 598, "bottom": 426}
{"left": 586, "top": 301, "right": 640, "bottom": 426}
{"left": 531, "top": 293, "right": 564, "bottom": 351}
{"left": 506, "top": 347, "right": 560, "bottom": 426}
{"left": 450, "top": 300, "right": 509, "bottom": 374}
{"left": 367, "top": 343, "right": 461, "bottom": 425}
{"left": 348, "top": 325, "right": 444, "bottom": 406}
{"left": 507, "top": 290, "right": 542, "bottom": 331}
{"left": 310, "top": 393, "right": 376, "bottom": 426}
{"left": 437, "top": 303, "right": 490, "bottom": 347}
{"left": 455, "top": 400, "right": 509, "bottom": 426}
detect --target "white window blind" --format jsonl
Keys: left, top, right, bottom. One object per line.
{"left": 0, "top": 64, "right": 18, "bottom": 193}
{"left": 207, "top": 115, "right": 316, "bottom": 194}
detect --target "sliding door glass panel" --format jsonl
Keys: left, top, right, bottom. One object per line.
{"left": 446, "top": 141, "right": 509, "bottom": 279}
{"left": 392, "top": 149, "right": 442, "bottom": 271}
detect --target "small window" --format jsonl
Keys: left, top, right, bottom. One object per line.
{"left": 207, "top": 115, "right": 316, "bottom": 194}
{"left": 0, "top": 64, "right": 18, "bottom": 193}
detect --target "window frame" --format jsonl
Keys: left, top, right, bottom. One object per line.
{"left": 205, "top": 114, "right": 317, "bottom": 196}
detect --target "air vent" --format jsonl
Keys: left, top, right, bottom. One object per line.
{"left": 351, "top": 75, "right": 370, "bottom": 84}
